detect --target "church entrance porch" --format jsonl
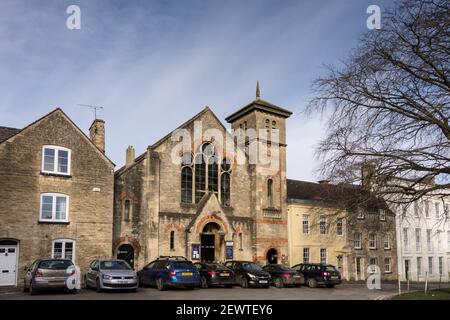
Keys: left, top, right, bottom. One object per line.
{"left": 200, "top": 222, "right": 224, "bottom": 262}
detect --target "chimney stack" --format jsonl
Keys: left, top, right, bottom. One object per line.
{"left": 126, "top": 146, "right": 135, "bottom": 167}
{"left": 89, "top": 119, "right": 105, "bottom": 153}
{"left": 361, "top": 161, "right": 376, "bottom": 188}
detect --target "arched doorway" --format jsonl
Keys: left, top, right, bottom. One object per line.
{"left": 117, "top": 244, "right": 135, "bottom": 269}
{"left": 201, "top": 222, "right": 223, "bottom": 262}
{"left": 0, "top": 239, "right": 19, "bottom": 286}
{"left": 266, "top": 248, "right": 278, "bottom": 264}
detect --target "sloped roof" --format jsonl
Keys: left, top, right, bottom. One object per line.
{"left": 115, "top": 106, "right": 226, "bottom": 175}
{"left": 0, "top": 126, "right": 20, "bottom": 142}
{"left": 0, "top": 108, "right": 114, "bottom": 166}
{"left": 287, "top": 179, "right": 389, "bottom": 211}
{"left": 225, "top": 99, "right": 292, "bottom": 123}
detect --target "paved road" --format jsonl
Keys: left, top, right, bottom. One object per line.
{"left": 0, "top": 283, "right": 397, "bottom": 300}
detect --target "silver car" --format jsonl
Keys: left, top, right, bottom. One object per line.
{"left": 85, "top": 259, "right": 138, "bottom": 292}
{"left": 24, "top": 259, "right": 77, "bottom": 295}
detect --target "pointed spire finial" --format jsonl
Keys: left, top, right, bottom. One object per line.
{"left": 256, "top": 81, "right": 261, "bottom": 100}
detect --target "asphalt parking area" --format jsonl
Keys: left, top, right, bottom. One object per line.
{"left": 0, "top": 283, "right": 397, "bottom": 300}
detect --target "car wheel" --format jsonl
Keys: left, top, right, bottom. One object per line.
{"left": 30, "top": 281, "right": 37, "bottom": 296}
{"left": 225, "top": 284, "right": 233, "bottom": 288}
{"left": 156, "top": 277, "right": 166, "bottom": 291}
{"left": 326, "top": 284, "right": 335, "bottom": 288}
{"left": 274, "top": 277, "right": 284, "bottom": 288}
{"left": 96, "top": 278, "right": 102, "bottom": 293}
{"left": 200, "top": 276, "right": 209, "bottom": 289}
{"left": 240, "top": 277, "right": 249, "bottom": 288}
{"left": 307, "top": 278, "right": 318, "bottom": 288}
{"left": 69, "top": 289, "right": 77, "bottom": 294}
{"left": 186, "top": 286, "right": 195, "bottom": 290}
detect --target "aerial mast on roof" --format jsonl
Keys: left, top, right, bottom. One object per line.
{"left": 77, "top": 104, "right": 104, "bottom": 120}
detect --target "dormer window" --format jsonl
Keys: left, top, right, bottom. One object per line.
{"left": 42, "top": 145, "right": 71, "bottom": 175}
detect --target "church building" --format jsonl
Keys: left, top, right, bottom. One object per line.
{"left": 113, "top": 86, "right": 292, "bottom": 269}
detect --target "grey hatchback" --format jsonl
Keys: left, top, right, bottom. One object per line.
{"left": 85, "top": 259, "right": 138, "bottom": 292}
{"left": 24, "top": 259, "right": 76, "bottom": 295}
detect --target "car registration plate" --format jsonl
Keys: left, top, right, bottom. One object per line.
{"left": 220, "top": 273, "right": 229, "bottom": 277}
{"left": 293, "top": 275, "right": 301, "bottom": 278}
{"left": 259, "top": 280, "right": 268, "bottom": 284}
{"left": 118, "top": 280, "right": 129, "bottom": 284}
{"left": 331, "top": 276, "right": 338, "bottom": 280}
{"left": 49, "top": 280, "right": 65, "bottom": 285}
{"left": 182, "top": 272, "right": 193, "bottom": 276}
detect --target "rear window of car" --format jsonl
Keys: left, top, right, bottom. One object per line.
{"left": 275, "top": 265, "right": 293, "bottom": 271}
{"left": 100, "top": 260, "right": 131, "bottom": 270}
{"left": 170, "top": 261, "right": 194, "bottom": 269}
{"left": 208, "top": 263, "right": 229, "bottom": 271}
{"left": 322, "top": 265, "right": 338, "bottom": 272}
{"left": 39, "top": 260, "right": 73, "bottom": 270}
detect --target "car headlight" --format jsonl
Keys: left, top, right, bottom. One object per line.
{"left": 102, "top": 274, "right": 113, "bottom": 280}
{"left": 248, "top": 273, "right": 257, "bottom": 279}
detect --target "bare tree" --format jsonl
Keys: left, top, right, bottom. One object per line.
{"left": 307, "top": 0, "right": 449, "bottom": 205}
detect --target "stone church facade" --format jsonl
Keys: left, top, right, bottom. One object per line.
{"left": 113, "top": 93, "right": 292, "bottom": 270}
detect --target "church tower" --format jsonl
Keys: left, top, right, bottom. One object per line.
{"left": 225, "top": 82, "right": 292, "bottom": 264}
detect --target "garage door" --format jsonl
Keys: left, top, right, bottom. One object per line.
{"left": 0, "top": 245, "right": 18, "bottom": 286}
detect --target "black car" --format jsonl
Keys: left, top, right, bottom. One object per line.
{"left": 292, "top": 263, "right": 342, "bottom": 288}
{"left": 224, "top": 261, "right": 270, "bottom": 288}
{"left": 193, "top": 262, "right": 235, "bottom": 288}
{"left": 262, "top": 264, "right": 305, "bottom": 288}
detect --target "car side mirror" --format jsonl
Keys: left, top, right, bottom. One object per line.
{"left": 23, "top": 266, "right": 28, "bottom": 271}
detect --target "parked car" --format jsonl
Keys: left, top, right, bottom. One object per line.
{"left": 23, "top": 259, "right": 77, "bottom": 295}
{"left": 137, "top": 256, "right": 200, "bottom": 291}
{"left": 193, "top": 262, "right": 235, "bottom": 288}
{"left": 263, "top": 264, "right": 305, "bottom": 288}
{"left": 291, "top": 263, "right": 342, "bottom": 288}
{"left": 85, "top": 259, "right": 138, "bottom": 292}
{"left": 224, "top": 261, "right": 270, "bottom": 288}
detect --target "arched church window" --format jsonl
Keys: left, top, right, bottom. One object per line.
{"left": 208, "top": 157, "right": 218, "bottom": 192}
{"left": 220, "top": 158, "right": 232, "bottom": 207}
{"left": 267, "top": 178, "right": 273, "bottom": 207}
{"left": 181, "top": 152, "right": 193, "bottom": 203}
{"left": 265, "top": 119, "right": 270, "bottom": 135}
{"left": 123, "top": 199, "right": 131, "bottom": 221}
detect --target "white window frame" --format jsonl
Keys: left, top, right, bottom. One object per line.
{"left": 320, "top": 248, "right": 327, "bottom": 264}
{"left": 319, "top": 216, "right": 327, "bottom": 235}
{"left": 426, "top": 229, "right": 432, "bottom": 252}
{"left": 41, "top": 145, "right": 71, "bottom": 176}
{"left": 369, "top": 233, "right": 377, "bottom": 249}
{"left": 354, "top": 233, "right": 362, "bottom": 249}
{"left": 39, "top": 193, "right": 69, "bottom": 223}
{"left": 379, "top": 209, "right": 386, "bottom": 221}
{"left": 52, "top": 239, "right": 75, "bottom": 262}
{"left": 428, "top": 257, "right": 433, "bottom": 275}
{"left": 369, "top": 257, "right": 378, "bottom": 274}
{"left": 303, "top": 248, "right": 310, "bottom": 263}
{"left": 357, "top": 208, "right": 365, "bottom": 219}
{"left": 302, "top": 215, "right": 309, "bottom": 235}
{"left": 403, "top": 228, "right": 409, "bottom": 249}
{"left": 384, "top": 257, "right": 392, "bottom": 273}
{"left": 415, "top": 228, "right": 422, "bottom": 252}
{"left": 383, "top": 234, "right": 390, "bottom": 250}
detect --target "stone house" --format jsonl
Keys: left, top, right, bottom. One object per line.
{"left": 0, "top": 108, "right": 114, "bottom": 287}
{"left": 113, "top": 90, "right": 292, "bottom": 270}
{"left": 287, "top": 179, "right": 398, "bottom": 281}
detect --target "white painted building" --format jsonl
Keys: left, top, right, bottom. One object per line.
{"left": 394, "top": 198, "right": 450, "bottom": 282}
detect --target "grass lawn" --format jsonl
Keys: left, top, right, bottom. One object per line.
{"left": 392, "top": 289, "right": 450, "bottom": 300}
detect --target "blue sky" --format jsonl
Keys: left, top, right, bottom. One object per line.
{"left": 0, "top": 0, "right": 394, "bottom": 180}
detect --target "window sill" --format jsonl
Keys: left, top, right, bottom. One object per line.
{"left": 369, "top": 247, "right": 377, "bottom": 250}
{"left": 38, "top": 220, "right": 70, "bottom": 225}
{"left": 40, "top": 172, "right": 72, "bottom": 178}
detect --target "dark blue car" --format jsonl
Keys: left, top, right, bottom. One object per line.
{"left": 291, "top": 263, "right": 341, "bottom": 288}
{"left": 137, "top": 256, "right": 200, "bottom": 291}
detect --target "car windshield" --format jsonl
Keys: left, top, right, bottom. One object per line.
{"left": 323, "top": 265, "right": 338, "bottom": 272}
{"left": 39, "top": 260, "right": 73, "bottom": 270}
{"left": 242, "top": 263, "right": 262, "bottom": 271}
{"left": 170, "top": 261, "right": 193, "bottom": 269}
{"left": 100, "top": 261, "right": 131, "bottom": 270}
{"left": 208, "top": 263, "right": 228, "bottom": 270}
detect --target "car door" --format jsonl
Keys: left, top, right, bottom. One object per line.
{"left": 86, "top": 260, "right": 96, "bottom": 285}
{"left": 140, "top": 262, "right": 155, "bottom": 286}
{"left": 232, "top": 263, "right": 244, "bottom": 284}
{"left": 91, "top": 261, "right": 100, "bottom": 283}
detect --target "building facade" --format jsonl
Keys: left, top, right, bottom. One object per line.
{"left": 113, "top": 94, "right": 292, "bottom": 270}
{"left": 287, "top": 179, "right": 398, "bottom": 281}
{"left": 0, "top": 109, "right": 114, "bottom": 287}
{"left": 394, "top": 196, "right": 450, "bottom": 282}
